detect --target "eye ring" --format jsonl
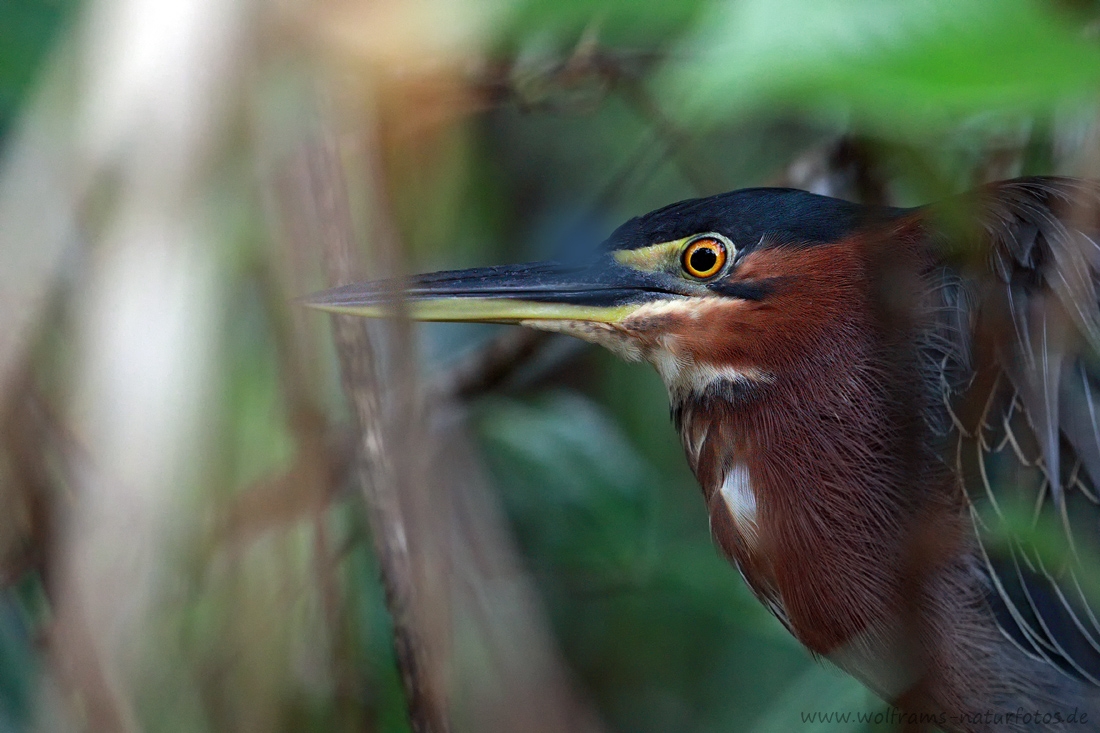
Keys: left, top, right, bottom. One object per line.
{"left": 680, "top": 235, "right": 730, "bottom": 280}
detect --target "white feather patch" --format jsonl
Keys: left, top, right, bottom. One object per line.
{"left": 660, "top": 353, "right": 773, "bottom": 403}
{"left": 720, "top": 463, "right": 758, "bottom": 543}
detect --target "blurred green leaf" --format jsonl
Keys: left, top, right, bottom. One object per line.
{"left": 748, "top": 662, "right": 878, "bottom": 733}
{"left": 0, "top": 591, "right": 37, "bottom": 731}
{"left": 0, "top": 0, "right": 78, "bottom": 143}
{"left": 500, "top": 0, "right": 708, "bottom": 48}
{"left": 665, "top": 0, "right": 1100, "bottom": 135}
{"left": 478, "top": 390, "right": 649, "bottom": 501}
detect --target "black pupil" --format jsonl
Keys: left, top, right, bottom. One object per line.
{"left": 689, "top": 245, "right": 718, "bottom": 273}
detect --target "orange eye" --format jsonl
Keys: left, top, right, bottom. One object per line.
{"left": 681, "top": 236, "right": 728, "bottom": 279}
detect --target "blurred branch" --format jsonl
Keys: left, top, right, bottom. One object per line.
{"left": 46, "top": 609, "right": 137, "bottom": 733}
{"left": 0, "top": 373, "right": 141, "bottom": 733}
{"left": 211, "top": 259, "right": 356, "bottom": 546}
{"left": 210, "top": 324, "right": 561, "bottom": 552}
{"left": 772, "top": 136, "right": 890, "bottom": 205}
{"left": 291, "top": 133, "right": 450, "bottom": 733}
{"left": 432, "top": 329, "right": 552, "bottom": 400}
{"left": 483, "top": 43, "right": 715, "bottom": 194}
{"left": 616, "top": 80, "right": 717, "bottom": 195}
{"left": 2, "top": 374, "right": 142, "bottom": 733}
{"left": 0, "top": 373, "right": 57, "bottom": 590}
{"left": 470, "top": 46, "right": 665, "bottom": 113}
{"left": 432, "top": 419, "right": 606, "bottom": 733}
{"left": 212, "top": 323, "right": 553, "bottom": 549}
{"left": 0, "top": 60, "right": 85, "bottom": 417}
{"left": 215, "top": 427, "right": 354, "bottom": 545}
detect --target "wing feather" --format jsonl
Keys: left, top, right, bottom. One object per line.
{"left": 930, "top": 177, "right": 1100, "bottom": 685}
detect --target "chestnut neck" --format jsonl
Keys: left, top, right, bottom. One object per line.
{"left": 674, "top": 314, "right": 939, "bottom": 654}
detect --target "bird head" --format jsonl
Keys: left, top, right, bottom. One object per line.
{"left": 307, "top": 188, "right": 909, "bottom": 403}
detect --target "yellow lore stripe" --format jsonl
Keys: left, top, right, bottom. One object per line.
{"left": 612, "top": 239, "right": 685, "bottom": 272}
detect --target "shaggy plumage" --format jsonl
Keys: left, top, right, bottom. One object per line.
{"left": 602, "top": 178, "right": 1100, "bottom": 732}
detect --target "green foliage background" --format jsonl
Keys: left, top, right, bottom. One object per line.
{"left": 4, "top": 1, "right": 1100, "bottom": 732}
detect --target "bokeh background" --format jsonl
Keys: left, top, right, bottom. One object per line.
{"left": 3, "top": 1, "right": 1100, "bottom": 731}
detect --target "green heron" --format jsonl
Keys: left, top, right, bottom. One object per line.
{"left": 309, "top": 177, "right": 1100, "bottom": 731}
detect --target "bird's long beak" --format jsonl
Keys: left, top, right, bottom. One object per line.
{"left": 304, "top": 258, "right": 673, "bottom": 325}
